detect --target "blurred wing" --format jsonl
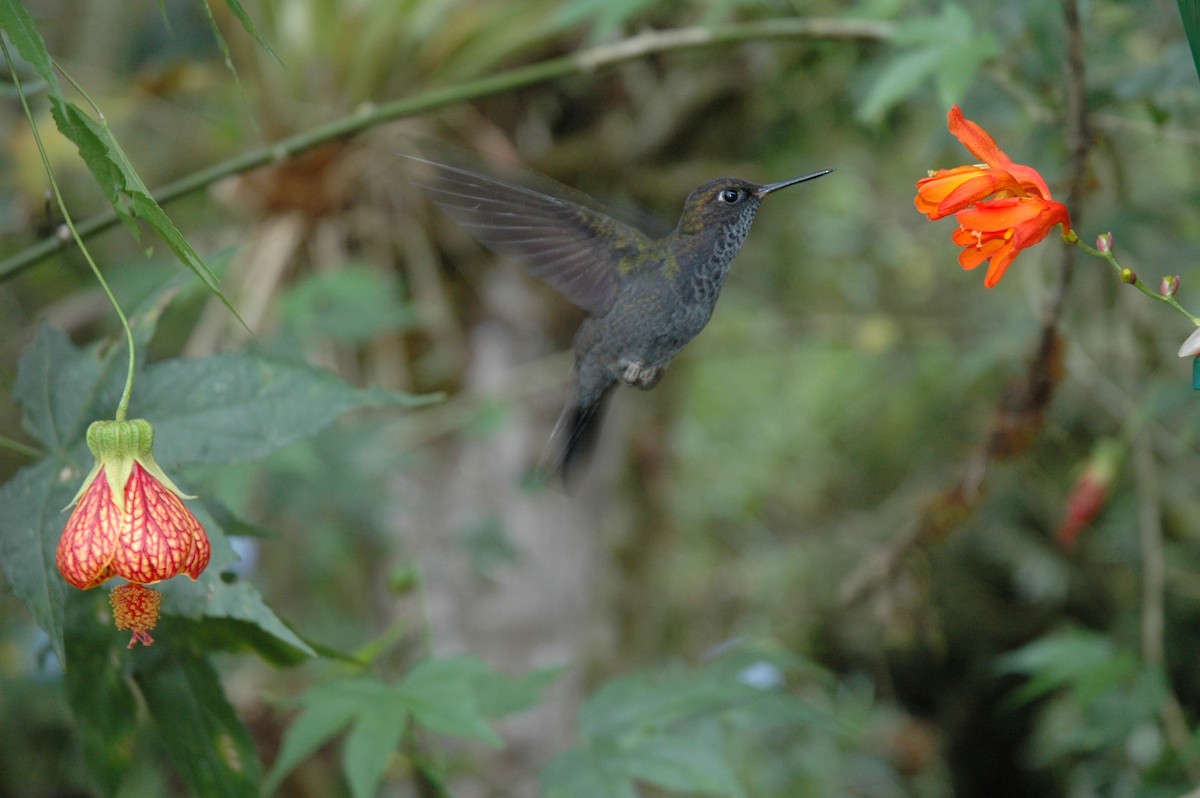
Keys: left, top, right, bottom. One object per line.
{"left": 404, "top": 154, "right": 651, "bottom": 316}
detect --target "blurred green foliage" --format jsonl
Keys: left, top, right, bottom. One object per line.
{"left": 3, "top": 0, "right": 1200, "bottom": 796}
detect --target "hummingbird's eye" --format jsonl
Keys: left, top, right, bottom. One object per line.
{"left": 718, "top": 188, "right": 743, "bottom": 204}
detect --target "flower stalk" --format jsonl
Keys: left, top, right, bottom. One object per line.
{"left": 1, "top": 36, "right": 137, "bottom": 419}
{"left": 1069, "top": 231, "right": 1200, "bottom": 326}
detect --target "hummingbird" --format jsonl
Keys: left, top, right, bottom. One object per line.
{"left": 404, "top": 151, "right": 832, "bottom": 483}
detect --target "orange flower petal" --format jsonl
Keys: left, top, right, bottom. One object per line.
{"left": 1006, "top": 163, "right": 1055, "bottom": 201}
{"left": 56, "top": 467, "right": 122, "bottom": 589}
{"left": 983, "top": 248, "right": 1021, "bottom": 288}
{"left": 949, "top": 106, "right": 1058, "bottom": 200}
{"left": 955, "top": 197, "right": 1051, "bottom": 232}
{"left": 957, "top": 237, "right": 1008, "bottom": 270}
{"left": 111, "top": 462, "right": 207, "bottom": 585}
{"left": 917, "top": 166, "right": 1032, "bottom": 219}
{"left": 915, "top": 165, "right": 990, "bottom": 216}
{"left": 938, "top": 171, "right": 1027, "bottom": 216}
{"left": 948, "top": 105, "right": 1013, "bottom": 169}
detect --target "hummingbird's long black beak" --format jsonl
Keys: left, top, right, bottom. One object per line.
{"left": 754, "top": 169, "right": 834, "bottom": 199}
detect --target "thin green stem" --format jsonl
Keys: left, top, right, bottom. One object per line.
{"left": 0, "top": 16, "right": 893, "bottom": 281}
{"left": 53, "top": 57, "right": 104, "bottom": 119}
{"left": 2, "top": 39, "right": 137, "bottom": 420}
{"left": 1071, "top": 234, "right": 1200, "bottom": 326}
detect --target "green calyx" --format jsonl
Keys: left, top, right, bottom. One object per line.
{"left": 86, "top": 417, "right": 155, "bottom": 461}
{"left": 66, "top": 419, "right": 194, "bottom": 513}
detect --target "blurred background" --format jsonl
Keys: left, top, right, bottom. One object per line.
{"left": 4, "top": 0, "right": 1200, "bottom": 795}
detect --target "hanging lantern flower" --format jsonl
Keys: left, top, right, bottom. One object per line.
{"left": 56, "top": 418, "right": 209, "bottom": 647}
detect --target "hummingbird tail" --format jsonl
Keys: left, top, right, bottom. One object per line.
{"left": 542, "top": 384, "right": 615, "bottom": 487}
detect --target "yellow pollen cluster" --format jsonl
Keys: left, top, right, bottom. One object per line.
{"left": 109, "top": 583, "right": 162, "bottom": 648}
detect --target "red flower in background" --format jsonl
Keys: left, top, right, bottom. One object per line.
{"left": 916, "top": 106, "right": 1072, "bottom": 287}
{"left": 1057, "top": 440, "right": 1123, "bottom": 551}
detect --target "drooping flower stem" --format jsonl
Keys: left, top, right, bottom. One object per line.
{"left": 1, "top": 38, "right": 137, "bottom": 420}
{"left": 1069, "top": 232, "right": 1200, "bottom": 327}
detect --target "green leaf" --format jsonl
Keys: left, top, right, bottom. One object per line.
{"left": 45, "top": 96, "right": 247, "bottom": 328}
{"left": 263, "top": 678, "right": 392, "bottom": 796}
{"left": 856, "top": 3, "right": 997, "bottom": 123}
{"left": 14, "top": 325, "right": 119, "bottom": 452}
{"left": 541, "top": 746, "right": 638, "bottom": 798}
{"left": 997, "top": 628, "right": 1140, "bottom": 705}
{"left": 134, "top": 640, "right": 263, "bottom": 798}
{"left": 545, "top": 656, "right": 830, "bottom": 798}
{"left": 0, "top": 458, "right": 74, "bottom": 664}
{"left": 343, "top": 697, "right": 409, "bottom": 798}
{"left": 579, "top": 670, "right": 755, "bottom": 740}
{"left": 130, "top": 353, "right": 437, "bottom": 468}
{"left": 162, "top": 575, "right": 316, "bottom": 661}
{"left": 63, "top": 590, "right": 139, "bottom": 796}
{"left": 14, "top": 294, "right": 174, "bottom": 451}
{"left": 398, "top": 656, "right": 503, "bottom": 745}
{"left": 175, "top": 616, "right": 315, "bottom": 667}
{"left": 0, "top": 0, "right": 62, "bottom": 93}
{"left": 474, "top": 664, "right": 563, "bottom": 718}
{"left": 220, "top": 0, "right": 283, "bottom": 65}
{"left": 1179, "top": 0, "right": 1200, "bottom": 84}
{"left": 617, "top": 720, "right": 746, "bottom": 798}
{"left": 267, "top": 659, "right": 550, "bottom": 796}
{"left": 857, "top": 47, "right": 944, "bottom": 125}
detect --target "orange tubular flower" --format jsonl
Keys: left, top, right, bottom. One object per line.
{"left": 915, "top": 106, "right": 1072, "bottom": 287}
{"left": 56, "top": 419, "right": 209, "bottom": 617}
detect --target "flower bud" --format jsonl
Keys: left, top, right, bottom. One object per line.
{"left": 1096, "top": 232, "right": 1113, "bottom": 253}
{"left": 1120, "top": 268, "right": 1136, "bottom": 285}
{"left": 1160, "top": 275, "right": 1180, "bottom": 297}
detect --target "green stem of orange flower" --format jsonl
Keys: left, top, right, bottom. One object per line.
{"left": 1, "top": 39, "right": 137, "bottom": 421}
{"left": 1068, "top": 231, "right": 1200, "bottom": 326}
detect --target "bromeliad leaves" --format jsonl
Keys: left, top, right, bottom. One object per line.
{"left": 0, "top": 0, "right": 243, "bottom": 323}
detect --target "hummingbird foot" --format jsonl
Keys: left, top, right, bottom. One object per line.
{"left": 620, "top": 360, "right": 664, "bottom": 390}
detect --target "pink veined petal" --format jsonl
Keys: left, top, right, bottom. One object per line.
{"left": 56, "top": 466, "right": 122, "bottom": 589}
{"left": 112, "top": 462, "right": 205, "bottom": 585}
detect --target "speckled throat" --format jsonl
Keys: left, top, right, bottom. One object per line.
{"left": 680, "top": 205, "right": 759, "bottom": 308}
